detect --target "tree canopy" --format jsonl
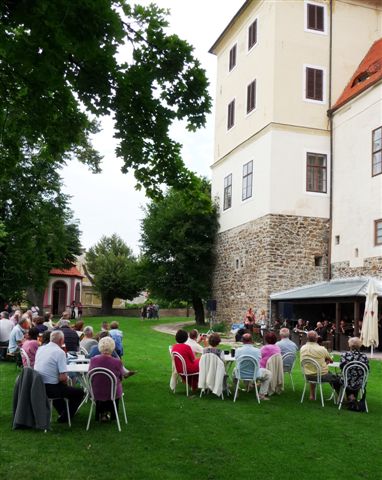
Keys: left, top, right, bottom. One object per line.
{"left": 0, "top": 1, "right": 211, "bottom": 303}
{"left": 0, "top": 156, "right": 81, "bottom": 307}
{"left": 140, "top": 178, "right": 219, "bottom": 324}
{"left": 86, "top": 234, "right": 140, "bottom": 315}
{"left": 0, "top": 0, "right": 211, "bottom": 195}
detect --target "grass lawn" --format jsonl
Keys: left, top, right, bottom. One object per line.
{"left": 1, "top": 316, "right": 381, "bottom": 480}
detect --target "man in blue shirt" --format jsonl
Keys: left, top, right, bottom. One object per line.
{"left": 35, "top": 330, "right": 84, "bottom": 423}
{"left": 234, "top": 333, "right": 272, "bottom": 400}
{"left": 8, "top": 317, "right": 28, "bottom": 353}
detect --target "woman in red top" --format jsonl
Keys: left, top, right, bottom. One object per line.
{"left": 171, "top": 329, "right": 200, "bottom": 391}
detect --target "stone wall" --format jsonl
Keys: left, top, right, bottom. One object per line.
{"left": 213, "top": 214, "right": 330, "bottom": 323}
{"left": 331, "top": 256, "right": 382, "bottom": 279}
{"left": 82, "top": 306, "right": 195, "bottom": 318}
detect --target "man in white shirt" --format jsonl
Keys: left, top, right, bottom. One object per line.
{"left": 35, "top": 330, "right": 84, "bottom": 423}
{"left": 0, "top": 312, "right": 14, "bottom": 359}
{"left": 185, "top": 329, "right": 206, "bottom": 355}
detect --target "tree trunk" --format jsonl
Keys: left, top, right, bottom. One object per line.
{"left": 26, "top": 287, "right": 45, "bottom": 312}
{"left": 101, "top": 295, "right": 114, "bottom": 315}
{"left": 192, "top": 296, "right": 205, "bottom": 325}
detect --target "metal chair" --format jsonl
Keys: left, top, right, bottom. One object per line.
{"left": 80, "top": 346, "right": 89, "bottom": 356}
{"left": 86, "top": 367, "right": 127, "bottom": 432}
{"left": 338, "top": 361, "right": 369, "bottom": 412}
{"left": 282, "top": 352, "right": 296, "bottom": 391}
{"left": 301, "top": 358, "right": 330, "bottom": 407}
{"left": 48, "top": 397, "right": 71, "bottom": 427}
{"left": 171, "top": 351, "right": 199, "bottom": 397}
{"left": 233, "top": 355, "right": 260, "bottom": 403}
{"left": 19, "top": 348, "right": 31, "bottom": 368}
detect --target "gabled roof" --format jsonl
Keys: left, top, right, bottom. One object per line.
{"left": 332, "top": 38, "right": 382, "bottom": 112}
{"left": 49, "top": 266, "right": 84, "bottom": 278}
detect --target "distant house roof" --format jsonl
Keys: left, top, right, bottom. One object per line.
{"left": 49, "top": 266, "right": 84, "bottom": 278}
{"left": 331, "top": 38, "right": 382, "bottom": 112}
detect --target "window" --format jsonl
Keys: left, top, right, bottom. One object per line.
{"left": 372, "top": 127, "right": 382, "bottom": 176}
{"left": 314, "top": 256, "right": 323, "bottom": 267}
{"left": 305, "top": 67, "right": 324, "bottom": 101}
{"left": 375, "top": 219, "right": 382, "bottom": 246}
{"left": 242, "top": 161, "right": 253, "bottom": 201}
{"left": 229, "top": 44, "right": 237, "bottom": 71}
{"left": 227, "top": 100, "right": 235, "bottom": 130}
{"left": 248, "top": 19, "right": 257, "bottom": 50}
{"left": 223, "top": 174, "right": 232, "bottom": 211}
{"left": 247, "top": 80, "right": 256, "bottom": 114}
{"left": 307, "top": 3, "right": 324, "bottom": 32}
{"left": 335, "top": 235, "right": 340, "bottom": 245}
{"left": 306, "top": 153, "right": 327, "bottom": 193}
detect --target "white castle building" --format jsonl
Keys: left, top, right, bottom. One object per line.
{"left": 209, "top": 0, "right": 382, "bottom": 324}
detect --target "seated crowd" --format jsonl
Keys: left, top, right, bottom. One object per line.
{"left": 1, "top": 308, "right": 135, "bottom": 425}
{"left": 171, "top": 326, "right": 370, "bottom": 405}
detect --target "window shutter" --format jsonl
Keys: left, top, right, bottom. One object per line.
{"left": 315, "top": 69, "right": 323, "bottom": 100}
{"left": 316, "top": 6, "right": 324, "bottom": 31}
{"left": 308, "top": 4, "right": 315, "bottom": 30}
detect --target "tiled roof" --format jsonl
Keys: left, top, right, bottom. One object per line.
{"left": 332, "top": 38, "right": 382, "bottom": 111}
{"left": 49, "top": 266, "right": 84, "bottom": 278}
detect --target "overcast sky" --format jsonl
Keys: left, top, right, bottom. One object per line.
{"left": 61, "top": 1, "right": 244, "bottom": 254}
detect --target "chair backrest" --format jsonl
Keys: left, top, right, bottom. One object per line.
{"left": 282, "top": 352, "right": 296, "bottom": 372}
{"left": 171, "top": 351, "right": 188, "bottom": 375}
{"left": 19, "top": 348, "right": 31, "bottom": 368}
{"left": 80, "top": 346, "right": 89, "bottom": 356}
{"left": 266, "top": 353, "right": 283, "bottom": 371}
{"left": 199, "top": 352, "right": 224, "bottom": 373}
{"left": 301, "top": 358, "right": 322, "bottom": 382}
{"left": 235, "top": 355, "right": 259, "bottom": 381}
{"left": 342, "top": 361, "right": 369, "bottom": 391}
{"left": 87, "top": 367, "right": 118, "bottom": 402}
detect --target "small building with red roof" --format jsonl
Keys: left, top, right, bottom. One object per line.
{"left": 43, "top": 265, "right": 84, "bottom": 315}
{"left": 330, "top": 38, "right": 382, "bottom": 278}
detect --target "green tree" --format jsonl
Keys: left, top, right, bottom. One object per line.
{"left": 0, "top": 1, "right": 211, "bottom": 303}
{"left": 86, "top": 234, "right": 140, "bottom": 315}
{"left": 0, "top": 155, "right": 81, "bottom": 308}
{"left": 140, "top": 178, "right": 219, "bottom": 325}
{"left": 0, "top": 0, "right": 211, "bottom": 196}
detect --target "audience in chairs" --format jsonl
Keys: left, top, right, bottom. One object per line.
{"left": 300, "top": 330, "right": 340, "bottom": 400}
{"left": 171, "top": 329, "right": 200, "bottom": 391}
{"left": 340, "top": 337, "right": 369, "bottom": 405}
{"left": 89, "top": 336, "right": 125, "bottom": 422}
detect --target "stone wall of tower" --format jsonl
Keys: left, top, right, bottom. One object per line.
{"left": 331, "top": 257, "right": 382, "bottom": 280}
{"left": 212, "top": 214, "right": 330, "bottom": 324}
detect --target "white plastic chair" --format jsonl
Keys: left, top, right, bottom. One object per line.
{"left": 338, "top": 361, "right": 369, "bottom": 412}
{"left": 266, "top": 353, "right": 284, "bottom": 395}
{"left": 86, "top": 367, "right": 127, "bottom": 432}
{"left": 198, "top": 353, "right": 225, "bottom": 400}
{"left": 171, "top": 351, "right": 199, "bottom": 397}
{"left": 233, "top": 355, "right": 260, "bottom": 403}
{"left": 20, "top": 348, "right": 31, "bottom": 368}
{"left": 282, "top": 352, "right": 296, "bottom": 391}
{"left": 80, "top": 346, "right": 89, "bottom": 356}
{"left": 301, "top": 358, "right": 329, "bottom": 407}
{"left": 48, "top": 398, "right": 71, "bottom": 427}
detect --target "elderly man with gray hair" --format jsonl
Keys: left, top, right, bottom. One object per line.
{"left": 276, "top": 327, "right": 298, "bottom": 368}
{"left": 300, "top": 330, "right": 340, "bottom": 400}
{"left": 34, "top": 330, "right": 84, "bottom": 423}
